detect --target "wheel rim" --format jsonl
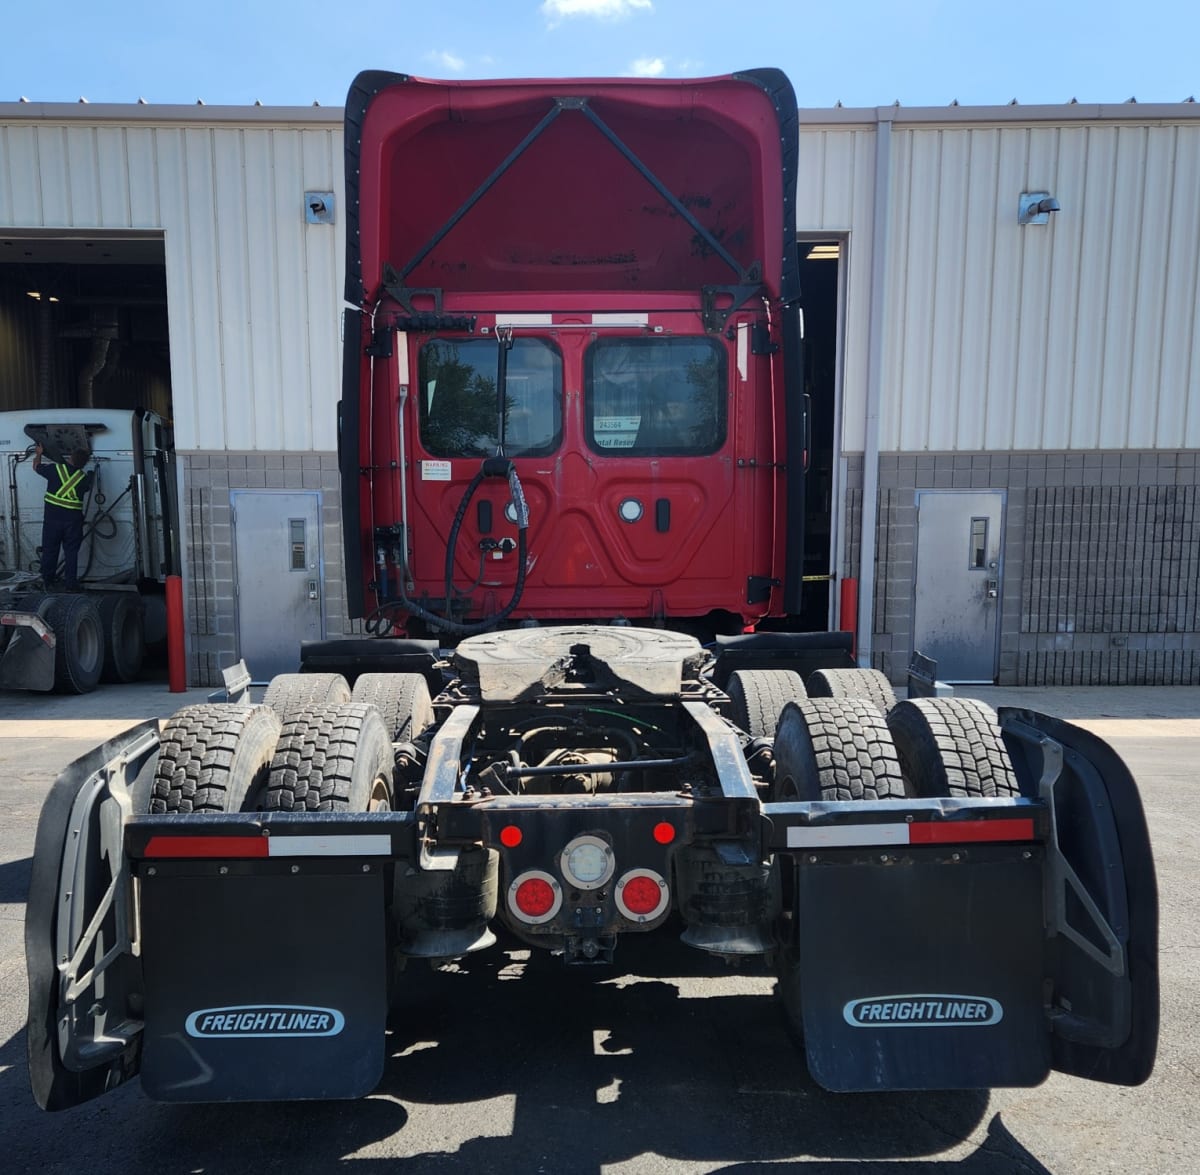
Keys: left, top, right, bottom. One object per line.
{"left": 368, "top": 774, "right": 392, "bottom": 812}
{"left": 79, "top": 616, "right": 103, "bottom": 672}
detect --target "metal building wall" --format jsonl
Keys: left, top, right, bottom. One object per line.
{"left": 797, "top": 104, "right": 1200, "bottom": 685}
{"left": 883, "top": 119, "right": 1200, "bottom": 454}
{"left": 794, "top": 125, "right": 877, "bottom": 451}
{"left": 0, "top": 106, "right": 345, "bottom": 452}
{"left": 797, "top": 108, "right": 1200, "bottom": 457}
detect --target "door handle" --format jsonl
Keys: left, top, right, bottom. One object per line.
{"left": 986, "top": 579, "right": 998, "bottom": 599}
{"left": 308, "top": 579, "right": 319, "bottom": 600}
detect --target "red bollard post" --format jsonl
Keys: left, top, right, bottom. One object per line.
{"left": 839, "top": 576, "right": 859, "bottom": 661}
{"left": 166, "top": 574, "right": 187, "bottom": 693}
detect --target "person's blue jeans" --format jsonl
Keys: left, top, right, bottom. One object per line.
{"left": 41, "top": 509, "right": 84, "bottom": 588}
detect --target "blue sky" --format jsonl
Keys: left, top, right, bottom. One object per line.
{"left": 3, "top": 0, "right": 1197, "bottom": 110}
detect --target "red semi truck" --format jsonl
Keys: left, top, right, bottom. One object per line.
{"left": 26, "top": 70, "right": 1156, "bottom": 1109}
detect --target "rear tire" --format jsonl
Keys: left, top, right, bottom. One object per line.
{"left": 726, "top": 669, "right": 808, "bottom": 738}
{"left": 99, "top": 593, "right": 145, "bottom": 684}
{"left": 263, "top": 703, "right": 394, "bottom": 812}
{"left": 351, "top": 672, "right": 434, "bottom": 742}
{"left": 887, "top": 697, "right": 1020, "bottom": 797}
{"left": 150, "top": 704, "right": 282, "bottom": 813}
{"left": 805, "top": 667, "right": 896, "bottom": 712}
{"left": 771, "top": 698, "right": 903, "bottom": 1048}
{"left": 771, "top": 698, "right": 905, "bottom": 801}
{"left": 262, "top": 672, "right": 352, "bottom": 721}
{"left": 44, "top": 593, "right": 104, "bottom": 694}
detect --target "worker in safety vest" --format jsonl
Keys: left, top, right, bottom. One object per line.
{"left": 32, "top": 442, "right": 94, "bottom": 591}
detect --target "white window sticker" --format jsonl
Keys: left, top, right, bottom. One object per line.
{"left": 421, "top": 460, "right": 452, "bottom": 482}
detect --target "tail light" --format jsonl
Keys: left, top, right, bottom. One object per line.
{"left": 508, "top": 870, "right": 562, "bottom": 924}
{"left": 615, "top": 869, "right": 669, "bottom": 923}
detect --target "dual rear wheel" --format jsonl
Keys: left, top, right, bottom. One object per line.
{"left": 149, "top": 671, "right": 434, "bottom": 815}
{"left": 768, "top": 680, "right": 1020, "bottom": 1042}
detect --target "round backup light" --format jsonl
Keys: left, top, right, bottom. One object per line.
{"left": 504, "top": 500, "right": 518, "bottom": 524}
{"left": 559, "top": 834, "right": 615, "bottom": 890}
{"left": 508, "top": 870, "right": 562, "bottom": 924}
{"left": 499, "top": 825, "right": 523, "bottom": 848}
{"left": 615, "top": 869, "right": 669, "bottom": 922}
{"left": 618, "top": 498, "right": 644, "bottom": 523}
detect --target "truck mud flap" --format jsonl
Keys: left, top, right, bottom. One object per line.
{"left": 130, "top": 816, "right": 399, "bottom": 1102}
{"left": 0, "top": 609, "right": 56, "bottom": 691}
{"left": 1000, "top": 709, "right": 1159, "bottom": 1086}
{"left": 790, "top": 834, "right": 1049, "bottom": 1091}
{"left": 26, "top": 721, "right": 160, "bottom": 1110}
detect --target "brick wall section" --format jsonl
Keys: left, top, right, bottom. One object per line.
{"left": 181, "top": 452, "right": 361, "bottom": 686}
{"left": 843, "top": 450, "right": 1200, "bottom": 686}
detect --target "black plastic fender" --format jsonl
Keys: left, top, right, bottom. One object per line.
{"left": 1000, "top": 709, "right": 1159, "bottom": 1086}
{"left": 25, "top": 721, "right": 160, "bottom": 1110}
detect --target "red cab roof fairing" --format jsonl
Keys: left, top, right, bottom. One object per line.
{"left": 344, "top": 69, "right": 800, "bottom": 311}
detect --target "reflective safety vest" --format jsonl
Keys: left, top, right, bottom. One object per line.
{"left": 44, "top": 463, "right": 86, "bottom": 510}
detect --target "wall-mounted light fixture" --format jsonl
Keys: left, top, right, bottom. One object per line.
{"left": 304, "top": 190, "right": 335, "bottom": 225}
{"left": 1018, "top": 192, "right": 1061, "bottom": 225}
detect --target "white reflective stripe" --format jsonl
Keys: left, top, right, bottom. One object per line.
{"left": 591, "top": 312, "right": 649, "bottom": 326}
{"left": 495, "top": 313, "right": 553, "bottom": 327}
{"left": 267, "top": 835, "right": 392, "bottom": 857}
{"left": 737, "top": 322, "right": 749, "bottom": 381}
{"left": 786, "top": 824, "right": 912, "bottom": 848}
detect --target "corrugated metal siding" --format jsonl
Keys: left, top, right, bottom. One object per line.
{"left": 795, "top": 127, "right": 876, "bottom": 443}
{"left": 0, "top": 117, "right": 343, "bottom": 452}
{"left": 797, "top": 118, "right": 1200, "bottom": 455}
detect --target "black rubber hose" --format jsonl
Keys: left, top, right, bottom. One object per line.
{"left": 368, "top": 460, "right": 529, "bottom": 638}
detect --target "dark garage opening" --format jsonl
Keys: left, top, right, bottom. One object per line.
{"left": 0, "top": 231, "right": 176, "bottom": 689}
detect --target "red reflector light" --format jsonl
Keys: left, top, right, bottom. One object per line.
{"left": 514, "top": 877, "right": 556, "bottom": 917}
{"left": 908, "top": 818, "right": 1035, "bottom": 845}
{"left": 142, "top": 836, "right": 268, "bottom": 859}
{"left": 499, "top": 825, "right": 523, "bottom": 848}
{"left": 620, "top": 875, "right": 662, "bottom": 915}
{"left": 652, "top": 822, "right": 675, "bottom": 845}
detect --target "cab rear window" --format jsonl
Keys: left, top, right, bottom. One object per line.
{"left": 418, "top": 338, "right": 563, "bottom": 458}
{"left": 585, "top": 337, "right": 725, "bottom": 455}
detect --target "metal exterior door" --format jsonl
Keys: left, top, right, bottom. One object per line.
{"left": 232, "top": 491, "right": 323, "bottom": 680}
{"left": 913, "top": 491, "right": 1004, "bottom": 683}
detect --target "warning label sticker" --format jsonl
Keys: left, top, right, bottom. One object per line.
{"left": 421, "top": 460, "right": 452, "bottom": 481}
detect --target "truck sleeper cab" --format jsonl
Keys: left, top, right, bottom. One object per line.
{"left": 341, "top": 69, "right": 807, "bottom": 639}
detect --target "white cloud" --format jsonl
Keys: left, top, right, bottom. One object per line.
{"left": 542, "top": 0, "right": 653, "bottom": 26}
{"left": 425, "top": 50, "right": 465, "bottom": 73}
{"left": 628, "top": 57, "right": 666, "bottom": 77}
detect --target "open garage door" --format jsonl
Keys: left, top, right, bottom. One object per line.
{"left": 0, "top": 231, "right": 171, "bottom": 417}
{"left": 0, "top": 231, "right": 177, "bottom": 687}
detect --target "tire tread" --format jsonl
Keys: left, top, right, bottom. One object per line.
{"left": 887, "top": 697, "right": 1019, "bottom": 797}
